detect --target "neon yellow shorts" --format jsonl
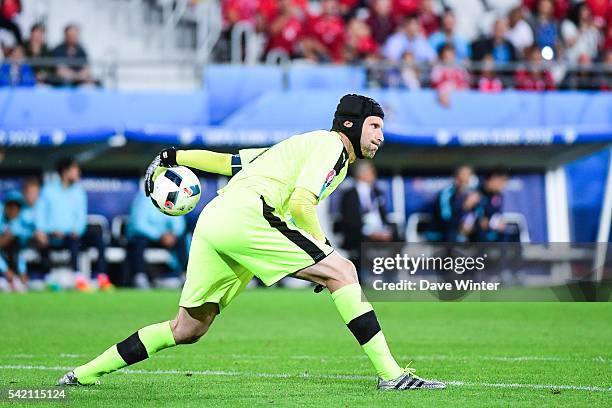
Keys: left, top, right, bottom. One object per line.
{"left": 178, "top": 189, "right": 333, "bottom": 310}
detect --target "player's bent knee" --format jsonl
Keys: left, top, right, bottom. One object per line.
{"left": 321, "top": 257, "right": 358, "bottom": 292}
{"left": 171, "top": 304, "right": 218, "bottom": 345}
{"left": 294, "top": 253, "right": 358, "bottom": 290}
{"left": 171, "top": 319, "right": 209, "bottom": 344}
{"left": 332, "top": 259, "right": 358, "bottom": 285}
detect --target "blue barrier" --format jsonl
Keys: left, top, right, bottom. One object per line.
{"left": 286, "top": 65, "right": 366, "bottom": 90}
{"left": 204, "top": 65, "right": 283, "bottom": 125}
{"left": 0, "top": 88, "right": 610, "bottom": 147}
{"left": 566, "top": 149, "right": 610, "bottom": 242}
{"left": 0, "top": 89, "right": 208, "bottom": 146}
{"left": 218, "top": 89, "right": 612, "bottom": 146}
{"left": 204, "top": 65, "right": 365, "bottom": 125}
{"left": 502, "top": 174, "right": 547, "bottom": 243}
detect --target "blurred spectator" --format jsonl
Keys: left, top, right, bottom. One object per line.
{"left": 384, "top": 49, "right": 423, "bottom": 88}
{"left": 0, "top": 191, "right": 28, "bottom": 291}
{"left": 431, "top": 166, "right": 476, "bottom": 242}
{"left": 344, "top": 17, "right": 379, "bottom": 63}
{"left": 531, "top": 0, "right": 561, "bottom": 58}
{"left": 261, "top": 0, "right": 308, "bottom": 24}
{"left": 506, "top": 5, "right": 534, "bottom": 57}
{"left": 0, "top": 44, "right": 36, "bottom": 87}
{"left": 560, "top": 53, "right": 607, "bottom": 90}
{"left": 301, "top": 0, "right": 346, "bottom": 63}
{"left": 265, "top": 0, "right": 305, "bottom": 58}
{"left": 514, "top": 45, "right": 556, "bottom": 90}
{"left": 392, "top": 0, "right": 419, "bottom": 17}
{"left": 400, "top": 51, "right": 422, "bottom": 89}
{"left": 430, "top": 43, "right": 470, "bottom": 105}
{"left": 35, "top": 157, "right": 110, "bottom": 290}
{"left": 523, "top": 0, "right": 569, "bottom": 21}
{"left": 52, "top": 24, "right": 96, "bottom": 87}
{"left": 476, "top": 54, "right": 504, "bottom": 92}
{"left": 0, "top": 0, "right": 22, "bottom": 45}
{"left": 429, "top": 8, "right": 470, "bottom": 60}
{"left": 585, "top": 0, "right": 609, "bottom": 28}
{"left": 605, "top": 23, "right": 612, "bottom": 52}
{"left": 335, "top": 162, "right": 396, "bottom": 276}
{"left": 18, "top": 177, "right": 40, "bottom": 246}
{"left": 338, "top": 0, "right": 365, "bottom": 18}
{"left": 24, "top": 23, "right": 54, "bottom": 84}
{"left": 215, "top": 0, "right": 259, "bottom": 62}
{"left": 419, "top": 0, "right": 440, "bottom": 37}
{"left": 470, "top": 169, "right": 510, "bottom": 242}
{"left": 561, "top": 2, "right": 602, "bottom": 63}
{"left": 126, "top": 189, "right": 187, "bottom": 289}
{"left": 222, "top": 0, "right": 259, "bottom": 29}
{"left": 364, "top": 52, "right": 388, "bottom": 86}
{"left": 0, "top": 31, "right": 15, "bottom": 57}
{"left": 383, "top": 14, "right": 436, "bottom": 64}
{"left": 366, "top": 0, "right": 396, "bottom": 45}
{"left": 35, "top": 158, "right": 85, "bottom": 280}
{"left": 471, "top": 18, "right": 517, "bottom": 63}
{"left": 602, "top": 49, "right": 612, "bottom": 90}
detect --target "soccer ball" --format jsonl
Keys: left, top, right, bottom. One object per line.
{"left": 150, "top": 166, "right": 201, "bottom": 216}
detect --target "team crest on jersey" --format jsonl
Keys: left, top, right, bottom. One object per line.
{"left": 319, "top": 169, "right": 336, "bottom": 196}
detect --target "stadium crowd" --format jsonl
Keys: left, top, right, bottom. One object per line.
{"left": 0, "top": 0, "right": 97, "bottom": 87}
{"left": 218, "top": 0, "right": 611, "bottom": 90}
{"left": 0, "top": 0, "right": 609, "bottom": 90}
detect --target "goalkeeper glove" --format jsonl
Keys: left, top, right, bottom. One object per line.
{"left": 144, "top": 147, "right": 178, "bottom": 196}
{"left": 159, "top": 147, "right": 178, "bottom": 167}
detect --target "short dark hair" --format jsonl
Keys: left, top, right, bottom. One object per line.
{"left": 455, "top": 165, "right": 473, "bottom": 176}
{"left": 64, "top": 23, "right": 79, "bottom": 34}
{"left": 56, "top": 157, "right": 77, "bottom": 175}
{"left": 438, "top": 42, "right": 455, "bottom": 57}
{"left": 4, "top": 200, "right": 21, "bottom": 209}
{"left": 23, "top": 176, "right": 40, "bottom": 188}
{"left": 402, "top": 13, "right": 419, "bottom": 25}
{"left": 3, "top": 191, "right": 23, "bottom": 208}
{"left": 30, "top": 23, "right": 45, "bottom": 34}
{"left": 484, "top": 167, "right": 510, "bottom": 180}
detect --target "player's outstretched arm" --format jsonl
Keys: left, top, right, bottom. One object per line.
{"left": 144, "top": 147, "right": 233, "bottom": 196}
{"left": 166, "top": 147, "right": 272, "bottom": 176}
{"left": 175, "top": 149, "right": 233, "bottom": 176}
{"left": 144, "top": 147, "right": 270, "bottom": 196}
{"left": 288, "top": 187, "right": 326, "bottom": 242}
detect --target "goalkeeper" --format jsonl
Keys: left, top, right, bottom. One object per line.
{"left": 58, "top": 94, "right": 445, "bottom": 390}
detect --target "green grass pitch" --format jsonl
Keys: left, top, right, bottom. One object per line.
{"left": 0, "top": 289, "right": 610, "bottom": 407}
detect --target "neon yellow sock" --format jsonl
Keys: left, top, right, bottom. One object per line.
{"left": 332, "top": 283, "right": 402, "bottom": 381}
{"left": 74, "top": 321, "right": 176, "bottom": 384}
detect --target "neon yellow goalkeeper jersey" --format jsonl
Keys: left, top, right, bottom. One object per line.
{"left": 220, "top": 130, "right": 349, "bottom": 217}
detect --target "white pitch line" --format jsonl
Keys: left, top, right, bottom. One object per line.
{"left": 445, "top": 381, "right": 612, "bottom": 393}
{"left": 1, "top": 354, "right": 610, "bottom": 364}
{"left": 1, "top": 365, "right": 610, "bottom": 393}
{"left": 284, "top": 354, "right": 612, "bottom": 364}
